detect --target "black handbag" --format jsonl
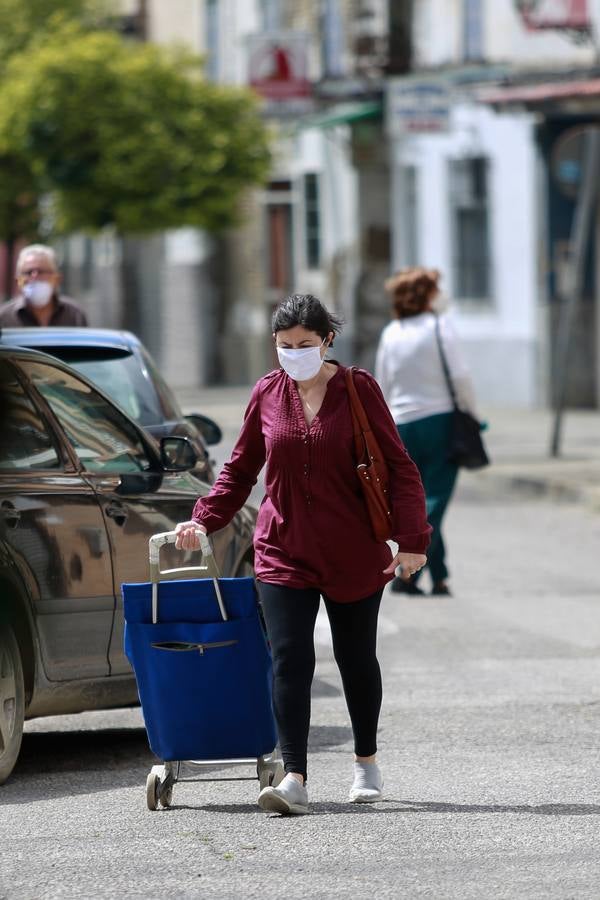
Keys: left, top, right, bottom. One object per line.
{"left": 434, "top": 317, "right": 490, "bottom": 470}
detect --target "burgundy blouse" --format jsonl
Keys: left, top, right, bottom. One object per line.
{"left": 192, "top": 364, "right": 431, "bottom": 603}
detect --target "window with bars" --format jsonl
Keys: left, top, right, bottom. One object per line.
{"left": 303, "top": 173, "right": 322, "bottom": 270}
{"left": 449, "top": 156, "right": 491, "bottom": 302}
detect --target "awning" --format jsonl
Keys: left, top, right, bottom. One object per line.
{"left": 297, "top": 100, "right": 382, "bottom": 130}
{"left": 481, "top": 78, "right": 600, "bottom": 107}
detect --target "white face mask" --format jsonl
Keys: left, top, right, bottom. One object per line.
{"left": 277, "top": 339, "right": 326, "bottom": 382}
{"left": 22, "top": 281, "right": 54, "bottom": 308}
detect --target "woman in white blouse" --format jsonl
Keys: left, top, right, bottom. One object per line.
{"left": 375, "top": 267, "right": 479, "bottom": 596}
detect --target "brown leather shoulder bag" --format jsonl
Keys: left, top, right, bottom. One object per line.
{"left": 345, "top": 367, "right": 393, "bottom": 542}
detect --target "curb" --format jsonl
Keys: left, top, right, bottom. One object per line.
{"left": 465, "top": 467, "right": 600, "bottom": 512}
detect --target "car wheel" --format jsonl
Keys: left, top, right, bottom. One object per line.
{"left": 0, "top": 626, "right": 25, "bottom": 785}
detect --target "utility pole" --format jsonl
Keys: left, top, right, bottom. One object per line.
{"left": 136, "top": 0, "right": 148, "bottom": 41}
{"left": 550, "top": 127, "right": 600, "bottom": 457}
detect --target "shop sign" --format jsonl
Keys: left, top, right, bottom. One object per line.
{"left": 387, "top": 80, "right": 451, "bottom": 135}
{"left": 247, "top": 32, "right": 312, "bottom": 103}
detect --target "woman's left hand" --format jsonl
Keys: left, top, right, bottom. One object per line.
{"left": 384, "top": 551, "right": 427, "bottom": 578}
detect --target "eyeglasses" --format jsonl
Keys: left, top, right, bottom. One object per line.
{"left": 19, "top": 268, "right": 55, "bottom": 278}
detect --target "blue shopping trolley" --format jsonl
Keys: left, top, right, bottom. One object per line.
{"left": 122, "top": 530, "right": 283, "bottom": 810}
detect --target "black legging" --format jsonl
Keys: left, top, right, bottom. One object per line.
{"left": 257, "top": 581, "right": 383, "bottom": 781}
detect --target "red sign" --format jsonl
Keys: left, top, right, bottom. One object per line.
{"left": 247, "top": 33, "right": 311, "bottom": 101}
{"left": 516, "top": 0, "right": 590, "bottom": 30}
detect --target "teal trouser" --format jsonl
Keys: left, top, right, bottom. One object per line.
{"left": 397, "top": 412, "right": 458, "bottom": 585}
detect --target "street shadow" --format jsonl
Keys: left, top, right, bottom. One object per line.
{"left": 385, "top": 798, "right": 600, "bottom": 816}
{"left": 312, "top": 677, "right": 341, "bottom": 698}
{"left": 163, "top": 798, "right": 600, "bottom": 817}
{"left": 308, "top": 724, "right": 352, "bottom": 750}
{"left": 1, "top": 722, "right": 353, "bottom": 804}
{"left": 2, "top": 727, "right": 157, "bottom": 803}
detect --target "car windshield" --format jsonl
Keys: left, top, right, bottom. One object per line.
{"left": 53, "top": 348, "right": 163, "bottom": 426}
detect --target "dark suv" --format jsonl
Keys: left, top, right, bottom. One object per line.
{"left": 0, "top": 345, "right": 255, "bottom": 784}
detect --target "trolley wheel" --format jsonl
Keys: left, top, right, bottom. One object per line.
{"left": 159, "top": 786, "right": 173, "bottom": 808}
{"left": 146, "top": 773, "right": 159, "bottom": 811}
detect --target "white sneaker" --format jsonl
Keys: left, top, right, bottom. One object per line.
{"left": 349, "top": 762, "right": 384, "bottom": 803}
{"left": 258, "top": 773, "right": 309, "bottom": 815}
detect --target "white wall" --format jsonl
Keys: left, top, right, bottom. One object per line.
{"left": 390, "top": 101, "right": 541, "bottom": 407}
{"left": 147, "top": 0, "right": 203, "bottom": 52}
{"left": 413, "top": 0, "right": 600, "bottom": 70}
{"left": 273, "top": 125, "right": 360, "bottom": 315}
{"left": 413, "top": 0, "right": 463, "bottom": 68}
{"left": 485, "top": 1, "right": 599, "bottom": 68}
{"left": 147, "top": 0, "right": 261, "bottom": 84}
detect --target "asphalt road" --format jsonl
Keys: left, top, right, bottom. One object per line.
{"left": 1, "top": 485, "right": 600, "bottom": 899}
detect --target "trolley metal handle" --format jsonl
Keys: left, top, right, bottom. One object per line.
{"left": 148, "top": 530, "right": 227, "bottom": 625}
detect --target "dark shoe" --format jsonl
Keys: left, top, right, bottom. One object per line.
{"left": 390, "top": 576, "right": 425, "bottom": 595}
{"left": 431, "top": 582, "right": 451, "bottom": 596}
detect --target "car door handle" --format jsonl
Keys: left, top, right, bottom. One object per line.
{"left": 105, "top": 502, "right": 128, "bottom": 526}
{"left": 0, "top": 501, "right": 20, "bottom": 528}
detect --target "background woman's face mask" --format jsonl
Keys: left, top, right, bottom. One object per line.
{"left": 277, "top": 339, "right": 326, "bottom": 381}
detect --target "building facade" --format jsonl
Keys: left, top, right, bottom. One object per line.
{"left": 66, "top": 0, "right": 371, "bottom": 387}
{"left": 386, "top": 0, "right": 600, "bottom": 409}
{"left": 61, "top": 0, "right": 600, "bottom": 408}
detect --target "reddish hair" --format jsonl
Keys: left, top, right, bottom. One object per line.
{"left": 384, "top": 267, "right": 440, "bottom": 319}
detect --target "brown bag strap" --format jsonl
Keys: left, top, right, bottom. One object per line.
{"left": 345, "top": 367, "right": 370, "bottom": 457}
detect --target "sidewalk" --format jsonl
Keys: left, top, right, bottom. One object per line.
{"left": 469, "top": 407, "right": 600, "bottom": 512}
{"left": 178, "top": 384, "right": 600, "bottom": 512}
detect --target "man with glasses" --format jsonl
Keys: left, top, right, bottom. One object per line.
{"left": 0, "top": 243, "right": 88, "bottom": 327}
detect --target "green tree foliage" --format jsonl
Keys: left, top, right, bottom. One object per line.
{"left": 0, "top": 23, "right": 271, "bottom": 236}
{"left": 0, "top": 0, "right": 113, "bottom": 283}
{"left": 0, "top": 0, "right": 112, "bottom": 75}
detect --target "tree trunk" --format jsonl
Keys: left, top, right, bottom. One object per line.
{"left": 4, "top": 235, "right": 16, "bottom": 302}
{"left": 119, "top": 235, "right": 143, "bottom": 335}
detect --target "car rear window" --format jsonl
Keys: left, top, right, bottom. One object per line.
{"left": 48, "top": 348, "right": 164, "bottom": 427}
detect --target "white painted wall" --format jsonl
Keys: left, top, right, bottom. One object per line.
{"left": 271, "top": 125, "right": 360, "bottom": 312}
{"left": 146, "top": 0, "right": 261, "bottom": 84}
{"left": 414, "top": 0, "right": 600, "bottom": 69}
{"left": 390, "top": 100, "right": 541, "bottom": 407}
{"left": 485, "top": 0, "right": 600, "bottom": 68}
{"left": 147, "top": 0, "right": 203, "bottom": 52}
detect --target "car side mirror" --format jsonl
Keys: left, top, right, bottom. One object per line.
{"left": 160, "top": 436, "right": 197, "bottom": 471}
{"left": 117, "top": 472, "right": 164, "bottom": 495}
{"left": 185, "top": 413, "right": 223, "bottom": 446}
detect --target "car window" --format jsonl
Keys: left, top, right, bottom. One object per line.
{"left": 0, "top": 361, "right": 61, "bottom": 471}
{"left": 47, "top": 348, "right": 163, "bottom": 427}
{"left": 139, "top": 348, "right": 182, "bottom": 421}
{"left": 20, "top": 360, "right": 154, "bottom": 474}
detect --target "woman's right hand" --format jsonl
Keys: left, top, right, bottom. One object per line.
{"left": 174, "top": 520, "right": 207, "bottom": 551}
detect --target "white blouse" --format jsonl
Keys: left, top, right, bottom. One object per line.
{"left": 375, "top": 311, "right": 478, "bottom": 425}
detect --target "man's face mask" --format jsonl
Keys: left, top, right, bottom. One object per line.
{"left": 22, "top": 281, "right": 54, "bottom": 308}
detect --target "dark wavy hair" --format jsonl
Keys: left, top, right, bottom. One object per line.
{"left": 384, "top": 267, "right": 440, "bottom": 319}
{"left": 272, "top": 293, "right": 343, "bottom": 344}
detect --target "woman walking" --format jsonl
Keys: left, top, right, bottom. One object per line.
{"left": 175, "top": 293, "right": 430, "bottom": 815}
{"left": 375, "top": 267, "right": 480, "bottom": 597}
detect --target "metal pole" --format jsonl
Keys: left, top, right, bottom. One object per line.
{"left": 550, "top": 127, "right": 600, "bottom": 457}
{"left": 137, "top": 0, "right": 148, "bottom": 40}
